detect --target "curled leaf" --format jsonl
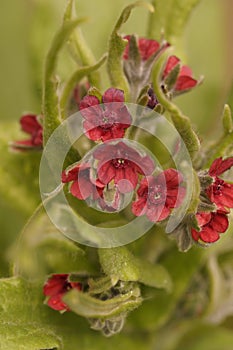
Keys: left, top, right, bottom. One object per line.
{"left": 63, "top": 288, "right": 142, "bottom": 318}
{"left": 43, "top": 17, "right": 87, "bottom": 144}
{"left": 107, "top": 1, "right": 154, "bottom": 100}
{"left": 60, "top": 54, "right": 107, "bottom": 118}
{"left": 63, "top": 0, "right": 101, "bottom": 87}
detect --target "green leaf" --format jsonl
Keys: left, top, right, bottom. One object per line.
{"left": 98, "top": 247, "right": 140, "bottom": 281}
{"left": 0, "top": 277, "right": 152, "bottom": 350}
{"left": 148, "top": 0, "right": 201, "bottom": 53}
{"left": 60, "top": 54, "right": 107, "bottom": 118}
{"left": 88, "top": 86, "right": 102, "bottom": 99}
{"left": 107, "top": 1, "right": 154, "bottom": 100}
{"left": 98, "top": 246, "right": 172, "bottom": 291}
{"left": 0, "top": 277, "right": 61, "bottom": 350}
{"left": 138, "top": 260, "right": 172, "bottom": 292}
{"left": 64, "top": 288, "right": 142, "bottom": 319}
{"left": 187, "top": 169, "right": 201, "bottom": 214}
{"left": 88, "top": 275, "right": 118, "bottom": 294}
{"left": 13, "top": 205, "right": 96, "bottom": 280}
{"left": 43, "top": 17, "right": 87, "bottom": 144}
{"left": 204, "top": 116, "right": 233, "bottom": 167}
{"left": 222, "top": 104, "right": 233, "bottom": 134}
{"left": 63, "top": 0, "right": 101, "bottom": 87}
{"left": 174, "top": 324, "right": 233, "bottom": 350}
{"left": 99, "top": 247, "right": 140, "bottom": 281}
{"left": 129, "top": 247, "right": 203, "bottom": 330}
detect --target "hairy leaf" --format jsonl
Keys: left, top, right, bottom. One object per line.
{"left": 13, "top": 205, "right": 96, "bottom": 280}
{"left": 107, "top": 1, "right": 154, "bottom": 100}
{"left": 60, "top": 54, "right": 107, "bottom": 118}
{"left": 64, "top": 0, "right": 101, "bottom": 87}
{"left": 43, "top": 17, "right": 87, "bottom": 144}
{"left": 148, "top": 0, "right": 201, "bottom": 50}
{"left": 98, "top": 246, "right": 172, "bottom": 291}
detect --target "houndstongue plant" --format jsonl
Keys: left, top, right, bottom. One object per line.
{"left": 2, "top": 0, "right": 233, "bottom": 349}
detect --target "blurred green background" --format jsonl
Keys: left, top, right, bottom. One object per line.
{"left": 0, "top": 0, "right": 232, "bottom": 276}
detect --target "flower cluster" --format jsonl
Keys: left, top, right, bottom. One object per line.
{"left": 122, "top": 36, "right": 199, "bottom": 104}
{"left": 9, "top": 1, "right": 233, "bottom": 341}
{"left": 62, "top": 83, "right": 186, "bottom": 219}
{"left": 192, "top": 157, "right": 233, "bottom": 244}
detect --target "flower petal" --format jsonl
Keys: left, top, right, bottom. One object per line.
{"left": 209, "top": 157, "right": 233, "bottom": 176}
{"left": 113, "top": 106, "right": 132, "bottom": 126}
{"left": 93, "top": 143, "right": 116, "bottom": 160}
{"left": 196, "top": 212, "right": 212, "bottom": 227}
{"left": 137, "top": 177, "right": 150, "bottom": 196}
{"left": 199, "top": 227, "right": 220, "bottom": 243}
{"left": 163, "top": 56, "right": 180, "bottom": 78}
{"left": 109, "top": 124, "right": 126, "bottom": 140}
{"left": 47, "top": 294, "right": 69, "bottom": 311}
{"left": 20, "top": 114, "right": 42, "bottom": 134}
{"left": 146, "top": 204, "right": 170, "bottom": 222}
{"left": 123, "top": 35, "right": 131, "bottom": 60}
{"left": 191, "top": 229, "right": 200, "bottom": 242}
{"left": 211, "top": 213, "right": 229, "bottom": 233}
{"left": 11, "top": 139, "right": 36, "bottom": 150}
{"left": 79, "top": 95, "right": 102, "bottom": 120}
{"left": 132, "top": 197, "right": 147, "bottom": 216}
{"left": 43, "top": 274, "right": 68, "bottom": 296}
{"left": 180, "top": 65, "right": 193, "bottom": 77}
{"left": 175, "top": 76, "right": 198, "bottom": 91}
{"left": 70, "top": 177, "right": 94, "bottom": 200}
{"left": 102, "top": 88, "right": 125, "bottom": 103}
{"left": 138, "top": 38, "right": 160, "bottom": 60}
{"left": 98, "top": 161, "right": 116, "bottom": 184}
{"left": 136, "top": 156, "right": 155, "bottom": 175}
{"left": 85, "top": 125, "right": 104, "bottom": 141}
{"left": 62, "top": 166, "right": 79, "bottom": 183}
{"left": 117, "top": 167, "right": 138, "bottom": 193}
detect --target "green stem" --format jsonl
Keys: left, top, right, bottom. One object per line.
{"left": 64, "top": 0, "right": 101, "bottom": 87}
{"left": 42, "top": 18, "right": 87, "bottom": 145}
{"left": 60, "top": 55, "right": 107, "bottom": 119}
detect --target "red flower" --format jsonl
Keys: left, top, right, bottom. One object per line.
{"left": 79, "top": 88, "right": 131, "bottom": 142}
{"left": 206, "top": 157, "right": 233, "bottom": 211}
{"left": 93, "top": 141, "right": 155, "bottom": 193}
{"left": 191, "top": 211, "right": 229, "bottom": 244}
{"left": 11, "top": 114, "right": 43, "bottom": 151}
{"left": 62, "top": 162, "right": 104, "bottom": 200}
{"left": 43, "top": 274, "right": 82, "bottom": 312}
{"left": 162, "top": 55, "right": 198, "bottom": 93}
{"left": 132, "top": 169, "right": 186, "bottom": 222}
{"left": 123, "top": 35, "right": 161, "bottom": 61}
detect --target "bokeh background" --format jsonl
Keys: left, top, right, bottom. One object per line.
{"left": 0, "top": 0, "right": 232, "bottom": 274}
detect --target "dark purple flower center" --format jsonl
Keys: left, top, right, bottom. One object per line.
{"left": 213, "top": 178, "right": 224, "bottom": 195}
{"left": 147, "top": 88, "right": 158, "bottom": 109}
{"left": 112, "top": 158, "right": 130, "bottom": 169}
